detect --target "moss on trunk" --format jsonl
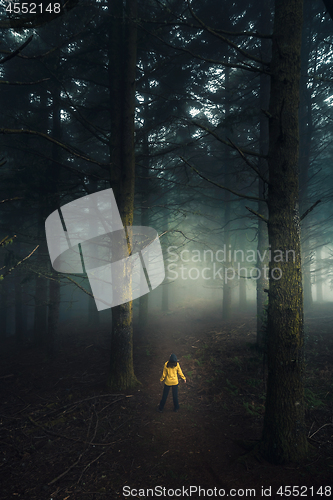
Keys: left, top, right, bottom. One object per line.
{"left": 261, "top": 0, "right": 308, "bottom": 464}
{"left": 107, "top": 0, "right": 139, "bottom": 390}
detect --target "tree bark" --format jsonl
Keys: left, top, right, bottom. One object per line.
{"left": 161, "top": 204, "right": 169, "bottom": 313}
{"left": 33, "top": 235, "right": 48, "bottom": 346}
{"left": 256, "top": 0, "right": 271, "bottom": 348}
{"left": 15, "top": 271, "right": 24, "bottom": 343}
{"left": 107, "top": 0, "right": 139, "bottom": 390}
{"left": 261, "top": 0, "right": 308, "bottom": 463}
{"left": 0, "top": 276, "right": 8, "bottom": 341}
{"left": 138, "top": 86, "right": 151, "bottom": 328}
{"left": 222, "top": 65, "right": 232, "bottom": 321}
{"left": 315, "top": 247, "right": 323, "bottom": 302}
{"left": 299, "top": 0, "right": 314, "bottom": 310}
{"left": 46, "top": 60, "right": 62, "bottom": 358}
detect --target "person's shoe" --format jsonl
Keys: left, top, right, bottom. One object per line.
{"left": 174, "top": 409, "right": 179, "bottom": 412}
{"left": 157, "top": 408, "right": 163, "bottom": 413}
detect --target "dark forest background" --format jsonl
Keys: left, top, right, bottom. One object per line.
{"left": 1, "top": 0, "right": 333, "bottom": 496}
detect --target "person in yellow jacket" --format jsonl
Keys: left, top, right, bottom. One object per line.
{"left": 158, "top": 353, "right": 186, "bottom": 412}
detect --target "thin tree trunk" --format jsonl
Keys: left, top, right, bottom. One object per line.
{"left": 48, "top": 275, "right": 60, "bottom": 358}
{"left": 238, "top": 229, "right": 247, "bottom": 309}
{"left": 15, "top": 272, "right": 24, "bottom": 343}
{"left": 161, "top": 203, "right": 169, "bottom": 313}
{"left": 316, "top": 247, "right": 323, "bottom": 302}
{"left": 222, "top": 65, "right": 232, "bottom": 321}
{"left": 238, "top": 275, "right": 247, "bottom": 310}
{"left": 33, "top": 235, "right": 48, "bottom": 346}
{"left": 0, "top": 276, "right": 8, "bottom": 341}
{"left": 299, "top": 0, "right": 314, "bottom": 310}
{"left": 256, "top": 0, "right": 271, "bottom": 348}
{"left": 46, "top": 68, "right": 62, "bottom": 358}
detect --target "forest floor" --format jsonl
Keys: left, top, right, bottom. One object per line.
{"left": 0, "top": 301, "right": 333, "bottom": 499}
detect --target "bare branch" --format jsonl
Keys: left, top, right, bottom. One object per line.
{"left": 0, "top": 35, "right": 33, "bottom": 64}
{"left": 300, "top": 200, "right": 321, "bottom": 221}
{"left": 180, "top": 156, "right": 265, "bottom": 202}
{"left": 322, "top": 0, "right": 333, "bottom": 24}
{"left": 137, "top": 21, "right": 267, "bottom": 74}
{"left": 186, "top": 0, "right": 269, "bottom": 68}
{"left": 0, "top": 245, "right": 39, "bottom": 280}
{"left": 0, "top": 128, "right": 109, "bottom": 168}
{"left": 64, "top": 276, "right": 94, "bottom": 298}
{"left": 192, "top": 121, "right": 265, "bottom": 158}
{"left": 245, "top": 206, "right": 268, "bottom": 223}
{"left": 139, "top": 17, "right": 271, "bottom": 39}
{"left": 0, "top": 235, "right": 16, "bottom": 247}
{"left": 28, "top": 268, "right": 94, "bottom": 299}
{"left": 0, "top": 197, "right": 23, "bottom": 203}
{"left": 0, "top": 78, "right": 50, "bottom": 86}
{"left": 227, "top": 136, "right": 269, "bottom": 183}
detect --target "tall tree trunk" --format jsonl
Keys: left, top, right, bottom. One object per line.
{"left": 14, "top": 242, "right": 24, "bottom": 343}
{"left": 138, "top": 90, "right": 151, "bottom": 327}
{"left": 47, "top": 81, "right": 62, "bottom": 358}
{"left": 256, "top": 0, "right": 271, "bottom": 348}
{"left": 316, "top": 247, "right": 323, "bottom": 302}
{"left": 238, "top": 274, "right": 247, "bottom": 310}
{"left": 33, "top": 85, "right": 49, "bottom": 347}
{"left": 261, "top": 0, "right": 308, "bottom": 463}
{"left": 222, "top": 66, "right": 232, "bottom": 321}
{"left": 84, "top": 179, "right": 100, "bottom": 328}
{"left": 107, "top": 0, "right": 139, "bottom": 390}
{"left": 33, "top": 230, "right": 48, "bottom": 346}
{"left": 238, "top": 230, "right": 247, "bottom": 310}
{"left": 161, "top": 203, "right": 169, "bottom": 313}
{"left": 299, "top": 0, "right": 314, "bottom": 311}
{"left": 48, "top": 273, "right": 60, "bottom": 358}
{"left": 15, "top": 271, "right": 24, "bottom": 343}
{"left": 0, "top": 276, "right": 8, "bottom": 341}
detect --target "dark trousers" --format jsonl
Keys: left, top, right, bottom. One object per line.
{"left": 159, "top": 384, "right": 179, "bottom": 411}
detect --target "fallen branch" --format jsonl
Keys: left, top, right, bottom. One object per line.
{"left": 308, "top": 422, "right": 332, "bottom": 439}
{"left": 89, "top": 405, "right": 99, "bottom": 444}
{"left": 48, "top": 452, "right": 84, "bottom": 486}
{"left": 77, "top": 452, "right": 105, "bottom": 484}
{"left": 27, "top": 416, "right": 122, "bottom": 447}
{"left": 36, "top": 394, "right": 130, "bottom": 420}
